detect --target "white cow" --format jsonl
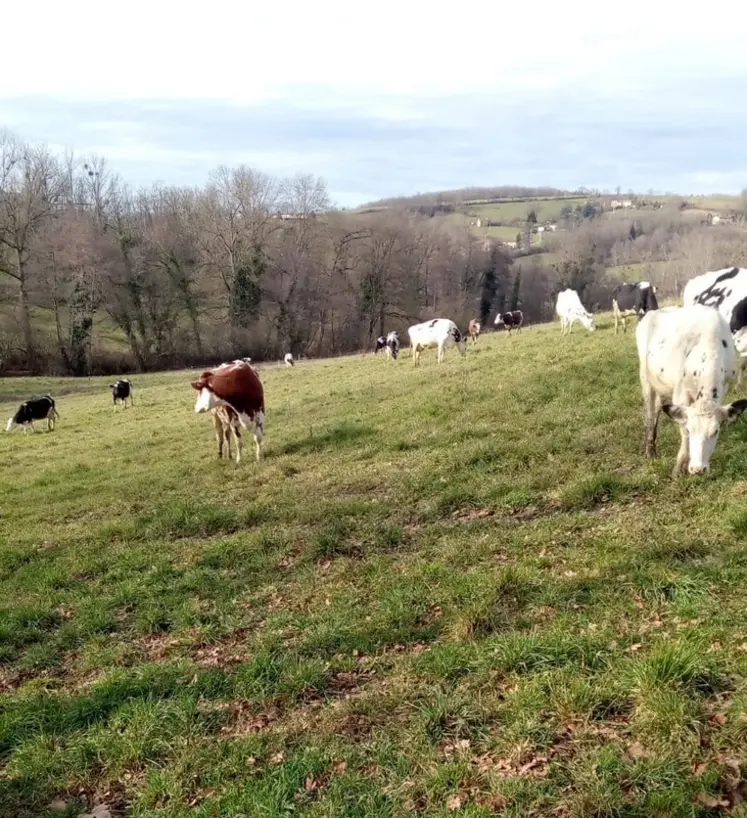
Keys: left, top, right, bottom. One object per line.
{"left": 407, "top": 318, "right": 467, "bottom": 365}
{"left": 636, "top": 304, "right": 747, "bottom": 476}
{"left": 284, "top": 353, "right": 294, "bottom": 367}
{"left": 555, "top": 288, "right": 595, "bottom": 334}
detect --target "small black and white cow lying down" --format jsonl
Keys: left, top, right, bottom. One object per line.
{"left": 6, "top": 395, "right": 59, "bottom": 434}
{"left": 374, "top": 331, "right": 400, "bottom": 359}
{"left": 110, "top": 379, "right": 133, "bottom": 408}
{"left": 494, "top": 310, "right": 524, "bottom": 334}
{"left": 636, "top": 304, "right": 747, "bottom": 476}
{"left": 612, "top": 281, "right": 658, "bottom": 334}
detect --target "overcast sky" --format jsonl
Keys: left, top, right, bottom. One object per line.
{"left": 2, "top": 0, "right": 746, "bottom": 207}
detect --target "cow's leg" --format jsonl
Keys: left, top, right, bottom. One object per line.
{"left": 642, "top": 387, "right": 661, "bottom": 458}
{"left": 622, "top": 314, "right": 627, "bottom": 334}
{"left": 253, "top": 411, "right": 264, "bottom": 462}
{"left": 614, "top": 310, "right": 619, "bottom": 334}
{"left": 673, "top": 427, "right": 690, "bottom": 477}
{"left": 213, "top": 413, "right": 224, "bottom": 459}
{"left": 233, "top": 424, "right": 243, "bottom": 464}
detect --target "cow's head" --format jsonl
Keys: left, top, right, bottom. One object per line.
{"left": 455, "top": 332, "right": 467, "bottom": 356}
{"left": 494, "top": 314, "right": 504, "bottom": 326}
{"left": 191, "top": 378, "right": 221, "bottom": 414}
{"left": 5, "top": 416, "right": 16, "bottom": 432}
{"left": 581, "top": 312, "right": 596, "bottom": 332}
{"left": 663, "top": 399, "right": 747, "bottom": 474}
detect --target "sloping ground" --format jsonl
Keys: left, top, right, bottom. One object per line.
{"left": 3, "top": 317, "right": 747, "bottom": 817}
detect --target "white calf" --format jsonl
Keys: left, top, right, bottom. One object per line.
{"left": 407, "top": 318, "right": 467, "bottom": 365}
{"left": 556, "top": 288, "right": 595, "bottom": 334}
{"left": 636, "top": 304, "right": 747, "bottom": 476}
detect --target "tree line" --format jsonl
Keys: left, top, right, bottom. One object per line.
{"left": 0, "top": 131, "right": 517, "bottom": 375}
{"left": 2, "top": 128, "right": 746, "bottom": 376}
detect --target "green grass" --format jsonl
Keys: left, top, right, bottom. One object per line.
{"left": 4, "top": 315, "right": 747, "bottom": 816}
{"left": 466, "top": 197, "right": 588, "bottom": 224}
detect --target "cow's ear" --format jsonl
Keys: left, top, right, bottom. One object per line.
{"left": 662, "top": 403, "right": 686, "bottom": 423}
{"left": 721, "top": 399, "right": 747, "bottom": 424}
{"left": 190, "top": 381, "right": 203, "bottom": 391}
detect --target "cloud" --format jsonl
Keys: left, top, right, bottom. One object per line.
{"left": 2, "top": 1, "right": 747, "bottom": 205}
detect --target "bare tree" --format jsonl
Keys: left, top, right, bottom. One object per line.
{"left": 0, "top": 133, "right": 65, "bottom": 368}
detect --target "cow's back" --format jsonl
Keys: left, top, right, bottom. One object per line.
{"left": 638, "top": 305, "right": 735, "bottom": 394}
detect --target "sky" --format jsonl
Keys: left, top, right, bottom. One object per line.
{"left": 2, "top": 0, "right": 747, "bottom": 207}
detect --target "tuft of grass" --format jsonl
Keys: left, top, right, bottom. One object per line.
{"left": 560, "top": 472, "right": 653, "bottom": 511}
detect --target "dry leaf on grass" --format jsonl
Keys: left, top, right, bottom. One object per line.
{"left": 695, "top": 791, "right": 729, "bottom": 808}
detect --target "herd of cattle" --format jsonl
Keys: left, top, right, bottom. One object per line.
{"left": 6, "top": 266, "right": 747, "bottom": 476}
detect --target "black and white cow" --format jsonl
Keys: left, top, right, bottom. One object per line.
{"left": 612, "top": 281, "right": 659, "bottom": 334}
{"left": 683, "top": 267, "right": 747, "bottom": 365}
{"left": 110, "top": 379, "right": 133, "bottom": 408}
{"left": 375, "top": 331, "right": 400, "bottom": 360}
{"left": 494, "top": 310, "right": 524, "bottom": 335}
{"left": 5, "top": 395, "right": 59, "bottom": 434}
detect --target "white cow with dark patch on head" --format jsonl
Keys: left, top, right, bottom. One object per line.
{"left": 407, "top": 318, "right": 467, "bottom": 365}
{"left": 636, "top": 304, "right": 747, "bottom": 477}
{"left": 555, "top": 288, "right": 595, "bottom": 334}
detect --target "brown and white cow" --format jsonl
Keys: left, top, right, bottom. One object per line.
{"left": 468, "top": 318, "right": 481, "bottom": 343}
{"left": 191, "top": 360, "right": 265, "bottom": 461}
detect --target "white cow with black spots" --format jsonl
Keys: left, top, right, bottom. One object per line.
{"left": 683, "top": 266, "right": 747, "bottom": 383}
{"left": 407, "top": 318, "right": 467, "bottom": 365}
{"left": 636, "top": 304, "right": 747, "bottom": 477}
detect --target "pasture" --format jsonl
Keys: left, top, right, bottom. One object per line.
{"left": 4, "top": 316, "right": 747, "bottom": 817}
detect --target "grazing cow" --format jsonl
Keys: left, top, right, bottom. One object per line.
{"left": 494, "top": 310, "right": 524, "bottom": 335}
{"left": 612, "top": 281, "right": 659, "bottom": 334}
{"left": 407, "top": 318, "right": 467, "bottom": 365}
{"left": 284, "top": 353, "right": 294, "bottom": 367}
{"left": 5, "top": 395, "right": 59, "bottom": 434}
{"left": 468, "top": 318, "right": 481, "bottom": 343}
{"left": 110, "top": 379, "right": 133, "bottom": 408}
{"left": 555, "top": 289, "right": 595, "bottom": 335}
{"left": 374, "top": 331, "right": 400, "bottom": 359}
{"left": 212, "top": 404, "right": 243, "bottom": 463}
{"left": 191, "top": 360, "right": 265, "bottom": 461}
{"left": 683, "top": 267, "right": 747, "bottom": 363}
{"left": 636, "top": 304, "right": 747, "bottom": 476}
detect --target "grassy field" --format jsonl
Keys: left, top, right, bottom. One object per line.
{"left": 467, "top": 198, "right": 588, "bottom": 225}
{"left": 4, "top": 316, "right": 747, "bottom": 817}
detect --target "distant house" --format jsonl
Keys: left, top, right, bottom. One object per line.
{"left": 274, "top": 213, "right": 312, "bottom": 221}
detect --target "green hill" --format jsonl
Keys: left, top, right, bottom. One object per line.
{"left": 3, "top": 315, "right": 747, "bottom": 816}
